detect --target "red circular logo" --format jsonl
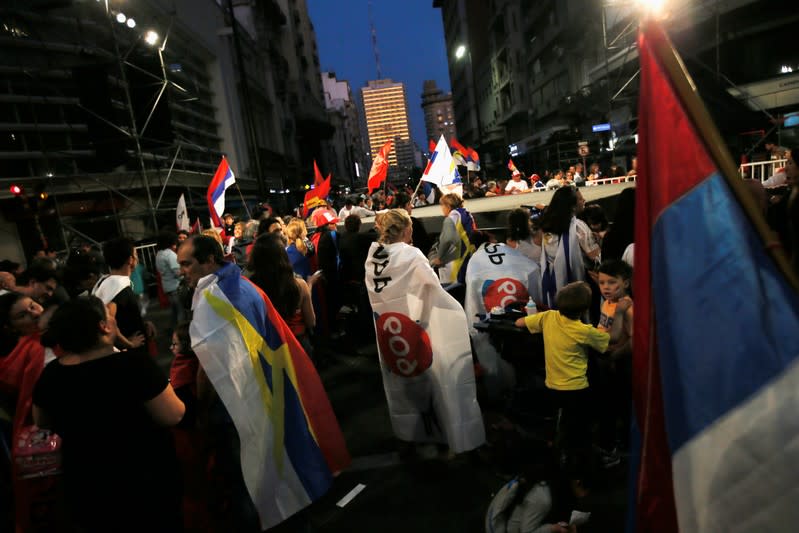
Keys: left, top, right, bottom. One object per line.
{"left": 375, "top": 312, "right": 433, "bottom": 377}
{"left": 483, "top": 278, "right": 529, "bottom": 311}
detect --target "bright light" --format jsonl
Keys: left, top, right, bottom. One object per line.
{"left": 126, "top": 18, "right": 136, "bottom": 29}
{"left": 116, "top": 12, "right": 127, "bottom": 24}
{"left": 455, "top": 45, "right": 466, "bottom": 60}
{"left": 636, "top": 0, "right": 666, "bottom": 14}
{"left": 46, "top": 172, "right": 53, "bottom": 177}
{"left": 780, "top": 65, "right": 794, "bottom": 74}
{"left": 144, "top": 30, "right": 159, "bottom": 46}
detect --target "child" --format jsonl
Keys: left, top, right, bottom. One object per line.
{"left": 595, "top": 260, "right": 633, "bottom": 465}
{"left": 514, "top": 281, "right": 611, "bottom": 460}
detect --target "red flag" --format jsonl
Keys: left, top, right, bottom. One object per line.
{"left": 449, "top": 137, "right": 468, "bottom": 155}
{"left": 428, "top": 139, "right": 437, "bottom": 153}
{"left": 467, "top": 147, "right": 480, "bottom": 164}
{"left": 190, "top": 217, "right": 201, "bottom": 234}
{"left": 313, "top": 160, "right": 324, "bottom": 187}
{"left": 508, "top": 159, "right": 518, "bottom": 173}
{"left": 367, "top": 140, "right": 393, "bottom": 194}
{"left": 302, "top": 163, "right": 332, "bottom": 217}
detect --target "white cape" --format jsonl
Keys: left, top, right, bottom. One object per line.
{"left": 465, "top": 243, "right": 541, "bottom": 398}
{"left": 365, "top": 241, "right": 485, "bottom": 453}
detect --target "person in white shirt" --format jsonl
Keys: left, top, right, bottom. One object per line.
{"left": 338, "top": 198, "right": 356, "bottom": 220}
{"left": 505, "top": 171, "right": 530, "bottom": 194}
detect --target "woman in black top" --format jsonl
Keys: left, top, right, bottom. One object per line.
{"left": 33, "top": 297, "right": 185, "bottom": 532}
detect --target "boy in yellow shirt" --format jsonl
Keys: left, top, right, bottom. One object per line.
{"left": 514, "top": 281, "right": 624, "bottom": 460}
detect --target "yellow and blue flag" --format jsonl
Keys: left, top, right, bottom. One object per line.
{"left": 190, "top": 262, "right": 350, "bottom": 530}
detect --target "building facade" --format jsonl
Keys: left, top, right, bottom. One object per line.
{"left": 434, "top": 0, "right": 793, "bottom": 175}
{"left": 360, "top": 78, "right": 415, "bottom": 180}
{"left": 0, "top": 0, "right": 332, "bottom": 261}
{"left": 421, "top": 80, "right": 457, "bottom": 145}
{"left": 321, "top": 72, "right": 369, "bottom": 187}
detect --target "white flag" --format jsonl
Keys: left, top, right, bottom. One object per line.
{"left": 365, "top": 240, "right": 485, "bottom": 453}
{"left": 176, "top": 193, "right": 190, "bottom": 231}
{"left": 421, "top": 135, "right": 461, "bottom": 187}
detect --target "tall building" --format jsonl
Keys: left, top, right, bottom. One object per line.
{"left": 421, "top": 80, "right": 457, "bottom": 145}
{"left": 321, "top": 72, "right": 368, "bottom": 187}
{"left": 360, "top": 79, "right": 415, "bottom": 179}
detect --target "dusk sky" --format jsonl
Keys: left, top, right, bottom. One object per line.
{"left": 307, "top": 0, "right": 452, "bottom": 150}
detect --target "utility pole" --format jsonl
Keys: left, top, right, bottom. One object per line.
{"left": 368, "top": 0, "right": 382, "bottom": 80}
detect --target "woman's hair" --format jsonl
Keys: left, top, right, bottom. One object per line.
{"left": 285, "top": 219, "right": 308, "bottom": 255}
{"left": 247, "top": 233, "right": 301, "bottom": 319}
{"left": 539, "top": 186, "right": 578, "bottom": 235}
{"left": 439, "top": 193, "right": 464, "bottom": 211}
{"left": 507, "top": 208, "right": 532, "bottom": 241}
{"left": 601, "top": 186, "right": 636, "bottom": 261}
{"left": 173, "top": 321, "right": 194, "bottom": 356}
{"left": 375, "top": 209, "right": 411, "bottom": 244}
{"left": 201, "top": 229, "right": 223, "bottom": 246}
{"left": 41, "top": 296, "right": 107, "bottom": 353}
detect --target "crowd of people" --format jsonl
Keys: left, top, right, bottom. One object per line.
{"left": 1, "top": 146, "right": 797, "bottom": 532}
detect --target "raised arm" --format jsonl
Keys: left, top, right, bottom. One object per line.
{"left": 144, "top": 384, "right": 185, "bottom": 427}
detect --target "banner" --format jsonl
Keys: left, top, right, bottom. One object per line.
{"left": 190, "top": 263, "right": 350, "bottom": 529}
{"left": 631, "top": 21, "right": 799, "bottom": 533}
{"left": 302, "top": 160, "right": 331, "bottom": 217}
{"left": 365, "top": 241, "right": 485, "bottom": 453}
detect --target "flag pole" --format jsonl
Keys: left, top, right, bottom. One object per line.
{"left": 411, "top": 178, "right": 424, "bottom": 201}
{"left": 234, "top": 182, "right": 253, "bottom": 220}
{"left": 649, "top": 23, "right": 799, "bottom": 291}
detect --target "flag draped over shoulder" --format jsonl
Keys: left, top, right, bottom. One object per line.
{"left": 368, "top": 140, "right": 393, "bottom": 194}
{"left": 302, "top": 161, "right": 331, "bottom": 217}
{"left": 176, "top": 193, "right": 190, "bottom": 232}
{"left": 465, "top": 243, "right": 541, "bottom": 399}
{"left": 207, "top": 157, "right": 236, "bottom": 229}
{"left": 365, "top": 241, "right": 485, "bottom": 453}
{"left": 190, "top": 263, "right": 350, "bottom": 530}
{"left": 632, "top": 22, "right": 799, "bottom": 533}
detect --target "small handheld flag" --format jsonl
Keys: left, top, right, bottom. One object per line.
{"left": 367, "top": 140, "right": 393, "bottom": 195}
{"left": 207, "top": 157, "right": 236, "bottom": 230}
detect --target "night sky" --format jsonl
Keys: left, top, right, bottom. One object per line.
{"left": 307, "top": 0, "right": 452, "bottom": 151}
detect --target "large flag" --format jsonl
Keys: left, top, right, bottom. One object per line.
{"left": 367, "top": 139, "right": 393, "bottom": 194}
{"left": 365, "top": 241, "right": 485, "bottom": 453}
{"left": 190, "top": 262, "right": 350, "bottom": 529}
{"left": 207, "top": 156, "right": 236, "bottom": 229}
{"left": 631, "top": 22, "right": 799, "bottom": 533}
{"left": 466, "top": 146, "right": 481, "bottom": 171}
{"left": 464, "top": 242, "right": 540, "bottom": 400}
{"left": 176, "top": 193, "right": 190, "bottom": 232}
{"left": 507, "top": 159, "right": 519, "bottom": 174}
{"left": 302, "top": 160, "right": 331, "bottom": 217}
{"left": 422, "top": 135, "right": 461, "bottom": 187}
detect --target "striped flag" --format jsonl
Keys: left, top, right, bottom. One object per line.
{"left": 190, "top": 262, "right": 350, "bottom": 529}
{"left": 631, "top": 21, "right": 799, "bottom": 532}
{"left": 207, "top": 156, "right": 236, "bottom": 230}
{"left": 423, "top": 135, "right": 460, "bottom": 188}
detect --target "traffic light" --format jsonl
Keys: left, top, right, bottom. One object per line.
{"left": 10, "top": 184, "right": 23, "bottom": 196}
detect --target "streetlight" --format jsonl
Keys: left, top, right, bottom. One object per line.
{"left": 144, "top": 30, "right": 159, "bottom": 46}
{"left": 454, "top": 44, "right": 483, "bottom": 162}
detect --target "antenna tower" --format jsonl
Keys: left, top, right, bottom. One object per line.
{"left": 368, "top": 0, "right": 382, "bottom": 79}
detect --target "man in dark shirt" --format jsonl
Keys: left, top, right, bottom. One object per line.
{"left": 92, "top": 237, "right": 153, "bottom": 351}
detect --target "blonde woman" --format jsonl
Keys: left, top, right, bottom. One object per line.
{"left": 428, "top": 193, "right": 477, "bottom": 284}
{"left": 365, "top": 209, "right": 485, "bottom": 455}
{"left": 285, "top": 218, "right": 312, "bottom": 279}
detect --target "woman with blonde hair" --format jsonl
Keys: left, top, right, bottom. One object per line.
{"left": 428, "top": 193, "right": 477, "bottom": 284}
{"left": 285, "top": 218, "right": 312, "bottom": 279}
{"left": 366, "top": 208, "right": 485, "bottom": 456}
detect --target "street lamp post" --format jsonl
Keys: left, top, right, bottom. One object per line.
{"left": 455, "top": 44, "right": 483, "bottom": 184}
